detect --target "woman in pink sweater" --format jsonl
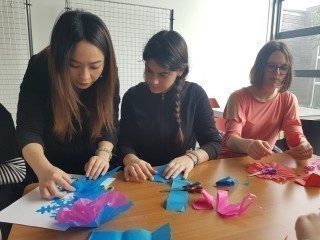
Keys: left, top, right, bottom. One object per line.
{"left": 220, "top": 41, "right": 313, "bottom": 160}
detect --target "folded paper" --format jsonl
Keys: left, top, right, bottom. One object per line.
{"left": 192, "top": 189, "right": 214, "bottom": 210}
{"left": 53, "top": 166, "right": 133, "bottom": 228}
{"left": 247, "top": 162, "right": 296, "bottom": 183}
{"left": 165, "top": 179, "right": 189, "bottom": 212}
{"left": 89, "top": 223, "right": 171, "bottom": 240}
{"left": 152, "top": 164, "right": 183, "bottom": 183}
{"left": 295, "top": 173, "right": 320, "bottom": 187}
{"left": 215, "top": 176, "right": 238, "bottom": 186}
{"left": 216, "top": 190, "right": 261, "bottom": 217}
{"left": 286, "top": 132, "right": 301, "bottom": 147}
{"left": 55, "top": 190, "right": 133, "bottom": 228}
{"left": 72, "top": 166, "right": 121, "bottom": 199}
{"left": 193, "top": 190, "right": 261, "bottom": 217}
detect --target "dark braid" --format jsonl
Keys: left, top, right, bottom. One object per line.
{"left": 174, "top": 77, "right": 185, "bottom": 145}
{"left": 142, "top": 30, "right": 189, "bottom": 146}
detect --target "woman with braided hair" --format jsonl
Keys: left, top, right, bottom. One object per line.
{"left": 118, "top": 30, "right": 221, "bottom": 181}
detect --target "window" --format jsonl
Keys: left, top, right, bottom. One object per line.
{"left": 270, "top": 0, "right": 320, "bottom": 109}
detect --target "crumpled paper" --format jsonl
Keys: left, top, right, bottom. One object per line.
{"left": 55, "top": 190, "right": 133, "bottom": 228}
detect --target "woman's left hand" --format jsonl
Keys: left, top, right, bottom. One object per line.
{"left": 84, "top": 155, "right": 110, "bottom": 180}
{"left": 286, "top": 139, "right": 313, "bottom": 160}
{"left": 163, "top": 155, "right": 194, "bottom": 180}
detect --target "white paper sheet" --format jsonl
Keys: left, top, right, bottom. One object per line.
{"left": 0, "top": 176, "right": 115, "bottom": 231}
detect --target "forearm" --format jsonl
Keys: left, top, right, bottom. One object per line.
{"left": 22, "top": 143, "right": 52, "bottom": 179}
{"left": 226, "top": 134, "right": 254, "bottom": 153}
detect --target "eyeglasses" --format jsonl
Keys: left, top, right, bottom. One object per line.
{"left": 265, "top": 63, "right": 289, "bottom": 75}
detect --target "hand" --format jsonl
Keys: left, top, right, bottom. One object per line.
{"left": 123, "top": 157, "right": 157, "bottom": 182}
{"left": 286, "top": 139, "right": 313, "bottom": 160}
{"left": 247, "top": 140, "right": 273, "bottom": 160}
{"left": 295, "top": 213, "right": 320, "bottom": 240}
{"left": 84, "top": 155, "right": 110, "bottom": 180}
{"left": 38, "top": 165, "right": 75, "bottom": 199}
{"left": 163, "top": 155, "right": 194, "bottom": 180}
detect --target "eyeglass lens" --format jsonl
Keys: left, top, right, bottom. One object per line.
{"left": 266, "top": 63, "right": 289, "bottom": 74}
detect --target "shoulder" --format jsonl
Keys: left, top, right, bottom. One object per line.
{"left": 0, "top": 103, "right": 12, "bottom": 120}
{"left": 123, "top": 82, "right": 148, "bottom": 100}
{"left": 228, "top": 87, "right": 248, "bottom": 102}
{"left": 0, "top": 103, "right": 9, "bottom": 115}
{"left": 183, "top": 81, "right": 208, "bottom": 98}
{"left": 280, "top": 91, "right": 297, "bottom": 99}
{"left": 184, "top": 81, "right": 204, "bottom": 91}
{"left": 28, "top": 50, "right": 49, "bottom": 69}
{"left": 23, "top": 51, "right": 50, "bottom": 84}
{"left": 278, "top": 91, "right": 298, "bottom": 104}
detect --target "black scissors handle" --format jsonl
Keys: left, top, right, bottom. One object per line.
{"left": 184, "top": 185, "right": 203, "bottom": 193}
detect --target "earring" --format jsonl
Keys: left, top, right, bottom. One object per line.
{"left": 100, "top": 75, "right": 103, "bottom": 78}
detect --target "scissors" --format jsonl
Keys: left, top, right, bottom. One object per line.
{"left": 248, "top": 168, "right": 277, "bottom": 177}
{"left": 160, "top": 182, "right": 203, "bottom": 193}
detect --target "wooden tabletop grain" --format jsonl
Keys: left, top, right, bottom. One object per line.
{"left": 8, "top": 153, "right": 320, "bottom": 240}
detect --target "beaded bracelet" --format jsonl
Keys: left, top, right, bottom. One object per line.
{"left": 95, "top": 147, "right": 112, "bottom": 160}
{"left": 188, "top": 151, "right": 200, "bottom": 165}
{"left": 186, "top": 154, "right": 196, "bottom": 167}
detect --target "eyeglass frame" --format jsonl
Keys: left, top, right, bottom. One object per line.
{"left": 265, "top": 62, "right": 289, "bottom": 75}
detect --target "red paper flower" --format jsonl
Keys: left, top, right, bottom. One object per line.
{"left": 247, "top": 162, "right": 297, "bottom": 183}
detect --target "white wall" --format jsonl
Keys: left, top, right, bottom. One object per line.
{"left": 30, "top": 0, "right": 269, "bottom": 108}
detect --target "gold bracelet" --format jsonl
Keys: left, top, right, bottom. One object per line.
{"left": 95, "top": 147, "right": 112, "bottom": 160}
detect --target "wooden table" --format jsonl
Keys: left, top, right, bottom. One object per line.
{"left": 8, "top": 153, "right": 320, "bottom": 240}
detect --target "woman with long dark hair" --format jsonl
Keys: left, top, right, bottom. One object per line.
{"left": 16, "top": 10, "right": 119, "bottom": 199}
{"left": 118, "top": 30, "right": 221, "bottom": 181}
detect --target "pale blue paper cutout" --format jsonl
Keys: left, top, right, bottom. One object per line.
{"left": 152, "top": 164, "right": 183, "bottom": 183}
{"left": 88, "top": 222, "right": 171, "bottom": 240}
{"left": 36, "top": 166, "right": 121, "bottom": 218}
{"left": 166, "top": 179, "right": 189, "bottom": 212}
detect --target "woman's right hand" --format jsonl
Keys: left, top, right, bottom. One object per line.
{"left": 247, "top": 140, "right": 273, "bottom": 160}
{"left": 295, "top": 213, "right": 320, "bottom": 240}
{"left": 123, "top": 157, "right": 157, "bottom": 182}
{"left": 37, "top": 165, "right": 75, "bottom": 199}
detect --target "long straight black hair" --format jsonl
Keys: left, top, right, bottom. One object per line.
{"left": 47, "top": 10, "right": 118, "bottom": 141}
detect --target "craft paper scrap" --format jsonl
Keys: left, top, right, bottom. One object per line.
{"left": 286, "top": 132, "right": 301, "bottom": 147}
{"left": 166, "top": 179, "right": 189, "bottom": 212}
{"left": 215, "top": 176, "right": 238, "bottom": 186}
{"left": 72, "top": 166, "right": 121, "bottom": 199}
{"left": 294, "top": 173, "right": 320, "bottom": 187}
{"left": 246, "top": 162, "right": 296, "bottom": 183}
{"left": 152, "top": 164, "right": 183, "bottom": 183}
{"left": 192, "top": 189, "right": 214, "bottom": 210}
{"left": 0, "top": 175, "right": 115, "bottom": 230}
{"left": 216, "top": 190, "right": 261, "bottom": 218}
{"left": 311, "top": 159, "right": 320, "bottom": 170}
{"left": 55, "top": 190, "right": 133, "bottom": 228}
{"left": 89, "top": 223, "right": 171, "bottom": 240}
